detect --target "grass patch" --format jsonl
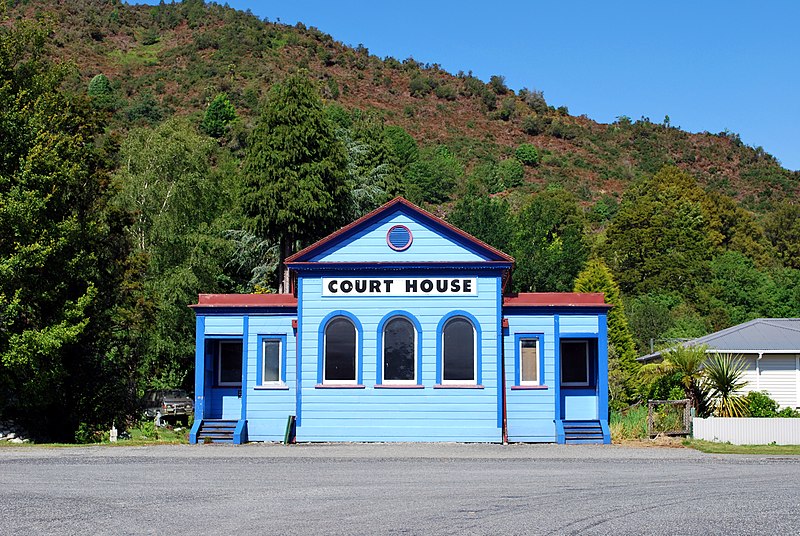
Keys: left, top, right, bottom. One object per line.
{"left": 0, "top": 423, "right": 189, "bottom": 448}
{"left": 610, "top": 404, "right": 648, "bottom": 441}
{"left": 108, "top": 42, "right": 163, "bottom": 67}
{"left": 684, "top": 439, "right": 800, "bottom": 455}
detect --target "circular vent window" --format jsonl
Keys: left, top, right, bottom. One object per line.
{"left": 386, "top": 225, "right": 413, "bottom": 251}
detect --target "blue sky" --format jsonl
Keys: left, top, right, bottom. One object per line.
{"left": 142, "top": 1, "right": 800, "bottom": 171}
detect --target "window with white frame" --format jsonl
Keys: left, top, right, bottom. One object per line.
{"left": 520, "top": 338, "right": 540, "bottom": 385}
{"left": 442, "top": 316, "right": 476, "bottom": 384}
{"left": 561, "top": 340, "right": 590, "bottom": 386}
{"left": 218, "top": 340, "right": 243, "bottom": 387}
{"left": 261, "top": 338, "right": 282, "bottom": 385}
{"left": 324, "top": 317, "right": 357, "bottom": 383}
{"left": 382, "top": 317, "right": 416, "bottom": 384}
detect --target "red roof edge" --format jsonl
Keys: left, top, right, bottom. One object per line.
{"left": 190, "top": 294, "right": 297, "bottom": 308}
{"left": 285, "top": 197, "right": 515, "bottom": 264}
{"left": 503, "top": 292, "right": 611, "bottom": 308}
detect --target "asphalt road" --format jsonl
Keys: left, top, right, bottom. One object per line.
{"left": 1, "top": 443, "right": 798, "bottom": 535}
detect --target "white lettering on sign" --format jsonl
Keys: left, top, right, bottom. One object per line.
{"left": 322, "top": 278, "right": 477, "bottom": 296}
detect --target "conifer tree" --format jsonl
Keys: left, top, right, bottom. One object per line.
{"left": 241, "top": 72, "right": 348, "bottom": 292}
{"left": 574, "top": 259, "right": 639, "bottom": 408}
{"left": 201, "top": 93, "right": 237, "bottom": 138}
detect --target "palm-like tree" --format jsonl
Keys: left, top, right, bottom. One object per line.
{"left": 703, "top": 353, "right": 748, "bottom": 417}
{"left": 641, "top": 345, "right": 708, "bottom": 414}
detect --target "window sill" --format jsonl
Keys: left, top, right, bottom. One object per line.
{"left": 315, "top": 384, "right": 366, "bottom": 389}
{"left": 511, "top": 385, "right": 549, "bottom": 390}
{"left": 374, "top": 384, "right": 424, "bottom": 389}
{"left": 254, "top": 384, "right": 290, "bottom": 390}
{"left": 433, "top": 384, "right": 484, "bottom": 389}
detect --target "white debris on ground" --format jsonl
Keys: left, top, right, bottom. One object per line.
{"left": 0, "top": 420, "right": 30, "bottom": 443}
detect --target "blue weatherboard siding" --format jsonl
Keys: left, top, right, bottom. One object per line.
{"left": 243, "top": 315, "right": 296, "bottom": 441}
{"left": 311, "top": 213, "right": 488, "bottom": 263}
{"left": 504, "top": 314, "right": 557, "bottom": 442}
{"left": 296, "top": 274, "right": 501, "bottom": 441}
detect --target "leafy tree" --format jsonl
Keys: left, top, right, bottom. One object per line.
{"left": 241, "top": 72, "right": 349, "bottom": 291}
{"left": 404, "top": 145, "right": 462, "bottom": 205}
{"left": 447, "top": 193, "right": 513, "bottom": 254}
{"left": 512, "top": 190, "right": 588, "bottom": 292}
{"left": 515, "top": 143, "right": 540, "bottom": 166}
{"left": 201, "top": 93, "right": 238, "bottom": 138}
{"left": 626, "top": 293, "right": 674, "bottom": 354}
{"left": 699, "top": 251, "right": 778, "bottom": 328}
{"left": 495, "top": 158, "right": 525, "bottom": 189}
{"left": 489, "top": 74, "right": 508, "bottom": 94}
{"left": 704, "top": 192, "right": 772, "bottom": 266}
{"left": 113, "top": 118, "right": 234, "bottom": 389}
{"left": 383, "top": 125, "right": 418, "bottom": 170}
{"left": 574, "top": 259, "right": 638, "bottom": 408}
{"left": 0, "top": 17, "right": 128, "bottom": 440}
{"left": 603, "top": 166, "right": 714, "bottom": 298}
{"left": 764, "top": 201, "right": 800, "bottom": 269}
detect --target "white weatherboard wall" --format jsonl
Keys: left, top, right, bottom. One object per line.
{"left": 693, "top": 417, "right": 800, "bottom": 445}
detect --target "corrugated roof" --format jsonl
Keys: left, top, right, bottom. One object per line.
{"left": 638, "top": 318, "right": 800, "bottom": 362}
{"left": 503, "top": 292, "right": 610, "bottom": 308}
{"left": 190, "top": 294, "right": 297, "bottom": 308}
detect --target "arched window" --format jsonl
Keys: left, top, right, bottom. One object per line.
{"left": 442, "top": 316, "right": 476, "bottom": 384}
{"left": 383, "top": 317, "right": 416, "bottom": 384}
{"left": 324, "top": 317, "right": 357, "bottom": 383}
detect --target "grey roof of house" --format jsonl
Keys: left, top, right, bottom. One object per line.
{"left": 637, "top": 318, "right": 800, "bottom": 362}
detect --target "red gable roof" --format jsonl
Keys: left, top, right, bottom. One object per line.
{"left": 285, "top": 197, "right": 514, "bottom": 264}
{"left": 190, "top": 294, "right": 297, "bottom": 308}
{"left": 503, "top": 293, "right": 610, "bottom": 308}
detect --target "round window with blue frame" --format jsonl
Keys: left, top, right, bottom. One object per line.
{"left": 386, "top": 224, "right": 413, "bottom": 251}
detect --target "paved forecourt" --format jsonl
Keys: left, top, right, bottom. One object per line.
{"left": 1, "top": 443, "right": 799, "bottom": 535}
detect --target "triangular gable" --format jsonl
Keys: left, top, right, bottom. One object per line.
{"left": 286, "top": 197, "right": 514, "bottom": 265}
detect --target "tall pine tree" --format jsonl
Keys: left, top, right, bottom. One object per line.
{"left": 241, "top": 72, "right": 348, "bottom": 292}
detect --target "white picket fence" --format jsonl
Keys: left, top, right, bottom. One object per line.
{"left": 693, "top": 417, "right": 800, "bottom": 445}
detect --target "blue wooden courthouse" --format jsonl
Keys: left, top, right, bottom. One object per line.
{"left": 189, "top": 198, "right": 611, "bottom": 444}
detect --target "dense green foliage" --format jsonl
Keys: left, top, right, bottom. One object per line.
{"left": 201, "top": 93, "right": 238, "bottom": 138}
{"left": 574, "top": 259, "right": 638, "bottom": 409}
{"left": 241, "top": 72, "right": 349, "bottom": 289}
{"left": 0, "top": 17, "right": 129, "bottom": 440}
{"left": 1, "top": 1, "right": 798, "bottom": 439}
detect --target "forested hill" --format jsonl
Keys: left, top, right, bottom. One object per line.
{"left": 2, "top": 0, "right": 799, "bottom": 441}
{"left": 7, "top": 0, "right": 798, "bottom": 210}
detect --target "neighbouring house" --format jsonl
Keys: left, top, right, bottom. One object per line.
{"left": 638, "top": 318, "right": 800, "bottom": 409}
{"left": 189, "top": 197, "right": 611, "bottom": 444}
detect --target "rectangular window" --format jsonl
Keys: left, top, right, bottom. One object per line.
{"left": 561, "top": 340, "right": 589, "bottom": 386}
{"left": 262, "top": 339, "right": 281, "bottom": 384}
{"left": 520, "top": 338, "right": 540, "bottom": 385}
{"left": 218, "top": 340, "right": 243, "bottom": 387}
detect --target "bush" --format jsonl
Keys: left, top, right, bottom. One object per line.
{"left": 497, "top": 97, "right": 516, "bottom": 121}
{"left": 548, "top": 119, "right": 578, "bottom": 140}
{"left": 745, "top": 391, "right": 779, "bottom": 417}
{"left": 522, "top": 114, "right": 551, "bottom": 136}
{"left": 201, "top": 93, "right": 237, "bottom": 138}
{"left": 519, "top": 87, "right": 548, "bottom": 114}
{"left": 515, "top": 143, "right": 540, "bottom": 166}
{"left": 496, "top": 158, "right": 525, "bottom": 189}
{"left": 409, "top": 75, "right": 436, "bottom": 97}
{"left": 435, "top": 83, "right": 457, "bottom": 101}
{"left": 489, "top": 74, "right": 508, "bottom": 95}
{"left": 777, "top": 407, "right": 800, "bottom": 418}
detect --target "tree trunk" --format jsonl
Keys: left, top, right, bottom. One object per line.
{"left": 279, "top": 237, "right": 292, "bottom": 294}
